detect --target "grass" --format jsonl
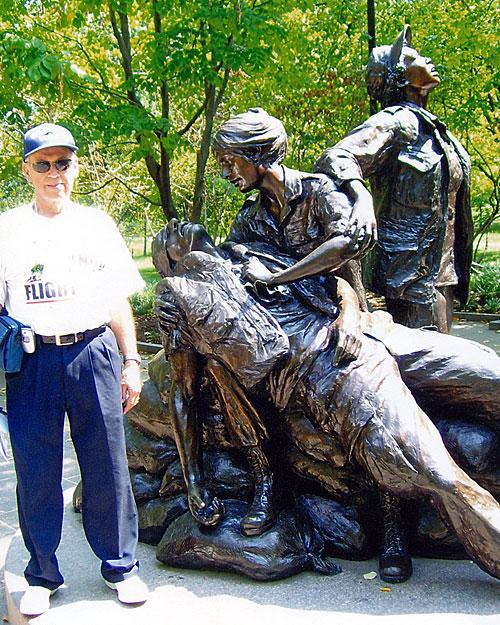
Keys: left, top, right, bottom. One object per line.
{"left": 464, "top": 260, "right": 500, "bottom": 314}
{"left": 130, "top": 255, "right": 159, "bottom": 318}
{"left": 474, "top": 249, "right": 500, "bottom": 263}
{"left": 474, "top": 230, "right": 500, "bottom": 261}
{"left": 133, "top": 254, "right": 157, "bottom": 278}
{"left": 138, "top": 265, "right": 159, "bottom": 286}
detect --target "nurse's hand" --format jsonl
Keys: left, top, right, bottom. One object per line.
{"left": 346, "top": 180, "right": 377, "bottom": 254}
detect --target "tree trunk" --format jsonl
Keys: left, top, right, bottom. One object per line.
{"left": 145, "top": 150, "right": 177, "bottom": 221}
{"left": 190, "top": 84, "right": 216, "bottom": 223}
{"left": 367, "top": 0, "right": 378, "bottom": 116}
{"left": 159, "top": 151, "right": 177, "bottom": 221}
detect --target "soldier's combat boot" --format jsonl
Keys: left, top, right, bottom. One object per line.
{"left": 379, "top": 490, "right": 413, "bottom": 583}
{"left": 240, "top": 446, "right": 276, "bottom": 536}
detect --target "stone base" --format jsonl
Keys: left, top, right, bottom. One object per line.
{"left": 3, "top": 489, "right": 499, "bottom": 625}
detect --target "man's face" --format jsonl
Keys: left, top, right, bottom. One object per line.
{"left": 165, "top": 219, "right": 209, "bottom": 262}
{"left": 215, "top": 151, "right": 263, "bottom": 193}
{"left": 22, "top": 146, "right": 78, "bottom": 205}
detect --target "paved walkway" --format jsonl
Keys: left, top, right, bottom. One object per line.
{"left": 450, "top": 318, "right": 500, "bottom": 352}
{"left": 0, "top": 321, "right": 498, "bottom": 623}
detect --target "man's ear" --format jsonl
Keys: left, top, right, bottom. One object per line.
{"left": 22, "top": 161, "right": 32, "bottom": 184}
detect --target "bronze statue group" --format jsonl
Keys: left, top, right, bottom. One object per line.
{"left": 150, "top": 27, "right": 500, "bottom": 585}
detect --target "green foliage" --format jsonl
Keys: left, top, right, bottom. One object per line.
{"left": 130, "top": 279, "right": 157, "bottom": 317}
{"left": 201, "top": 167, "right": 244, "bottom": 241}
{"left": 0, "top": 0, "right": 290, "bottom": 221}
{"left": 463, "top": 261, "right": 500, "bottom": 314}
{"left": 0, "top": 0, "right": 498, "bottom": 252}
{"left": 226, "top": 1, "right": 369, "bottom": 170}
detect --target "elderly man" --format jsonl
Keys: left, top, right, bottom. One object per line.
{"left": 0, "top": 123, "right": 148, "bottom": 614}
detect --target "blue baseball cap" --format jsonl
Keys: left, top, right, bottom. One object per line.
{"left": 23, "top": 123, "right": 78, "bottom": 159}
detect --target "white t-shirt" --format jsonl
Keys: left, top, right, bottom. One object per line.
{"left": 0, "top": 202, "right": 145, "bottom": 335}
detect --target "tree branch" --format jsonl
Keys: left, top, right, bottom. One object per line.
{"left": 153, "top": 0, "right": 170, "bottom": 120}
{"left": 65, "top": 78, "right": 143, "bottom": 108}
{"left": 75, "top": 175, "right": 160, "bottom": 206}
{"left": 177, "top": 33, "right": 232, "bottom": 137}
{"left": 37, "top": 23, "right": 112, "bottom": 92}
{"left": 178, "top": 96, "right": 209, "bottom": 136}
{"left": 108, "top": 3, "right": 141, "bottom": 106}
{"left": 215, "top": 66, "right": 231, "bottom": 109}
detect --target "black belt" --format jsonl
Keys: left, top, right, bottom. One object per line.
{"left": 37, "top": 325, "right": 107, "bottom": 346}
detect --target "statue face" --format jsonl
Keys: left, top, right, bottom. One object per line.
{"left": 165, "top": 219, "right": 212, "bottom": 262}
{"left": 402, "top": 46, "right": 440, "bottom": 90}
{"left": 215, "top": 151, "right": 263, "bottom": 193}
{"left": 165, "top": 220, "right": 196, "bottom": 261}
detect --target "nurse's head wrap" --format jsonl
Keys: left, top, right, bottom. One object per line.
{"left": 366, "top": 25, "right": 412, "bottom": 107}
{"left": 212, "top": 107, "right": 288, "bottom": 167}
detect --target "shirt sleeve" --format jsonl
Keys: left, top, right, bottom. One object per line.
{"left": 315, "top": 108, "right": 417, "bottom": 182}
{"left": 312, "top": 177, "right": 354, "bottom": 240}
{"left": 98, "top": 213, "right": 145, "bottom": 301}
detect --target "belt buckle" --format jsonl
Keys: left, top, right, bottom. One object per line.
{"left": 55, "top": 333, "right": 78, "bottom": 346}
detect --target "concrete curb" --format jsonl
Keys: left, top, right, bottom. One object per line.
{"left": 137, "top": 341, "right": 162, "bottom": 354}
{"left": 454, "top": 312, "right": 500, "bottom": 322}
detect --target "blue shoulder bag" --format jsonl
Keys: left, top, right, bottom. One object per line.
{"left": 0, "top": 315, "right": 25, "bottom": 373}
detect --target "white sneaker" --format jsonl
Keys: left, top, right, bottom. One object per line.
{"left": 104, "top": 575, "right": 148, "bottom": 604}
{"left": 20, "top": 586, "right": 57, "bottom": 615}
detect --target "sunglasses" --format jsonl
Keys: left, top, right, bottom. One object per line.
{"left": 30, "top": 158, "right": 74, "bottom": 173}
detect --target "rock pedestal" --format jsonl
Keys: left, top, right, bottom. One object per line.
{"left": 125, "top": 351, "right": 499, "bottom": 580}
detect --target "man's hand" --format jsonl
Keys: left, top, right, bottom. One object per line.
{"left": 108, "top": 298, "right": 143, "bottom": 413}
{"left": 241, "top": 257, "right": 275, "bottom": 285}
{"left": 188, "top": 484, "right": 225, "bottom": 527}
{"left": 121, "top": 360, "right": 142, "bottom": 413}
{"left": 156, "top": 295, "right": 178, "bottom": 334}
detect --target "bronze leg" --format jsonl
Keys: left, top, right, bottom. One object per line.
{"left": 356, "top": 414, "right": 500, "bottom": 580}
{"left": 385, "top": 297, "right": 435, "bottom": 329}
{"left": 205, "top": 359, "right": 276, "bottom": 536}
{"left": 433, "top": 286, "right": 454, "bottom": 333}
{"left": 378, "top": 490, "right": 412, "bottom": 583}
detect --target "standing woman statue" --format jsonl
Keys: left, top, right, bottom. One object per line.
{"left": 316, "top": 25, "right": 472, "bottom": 333}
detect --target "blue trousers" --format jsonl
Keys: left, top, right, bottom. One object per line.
{"left": 6, "top": 327, "right": 138, "bottom": 589}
